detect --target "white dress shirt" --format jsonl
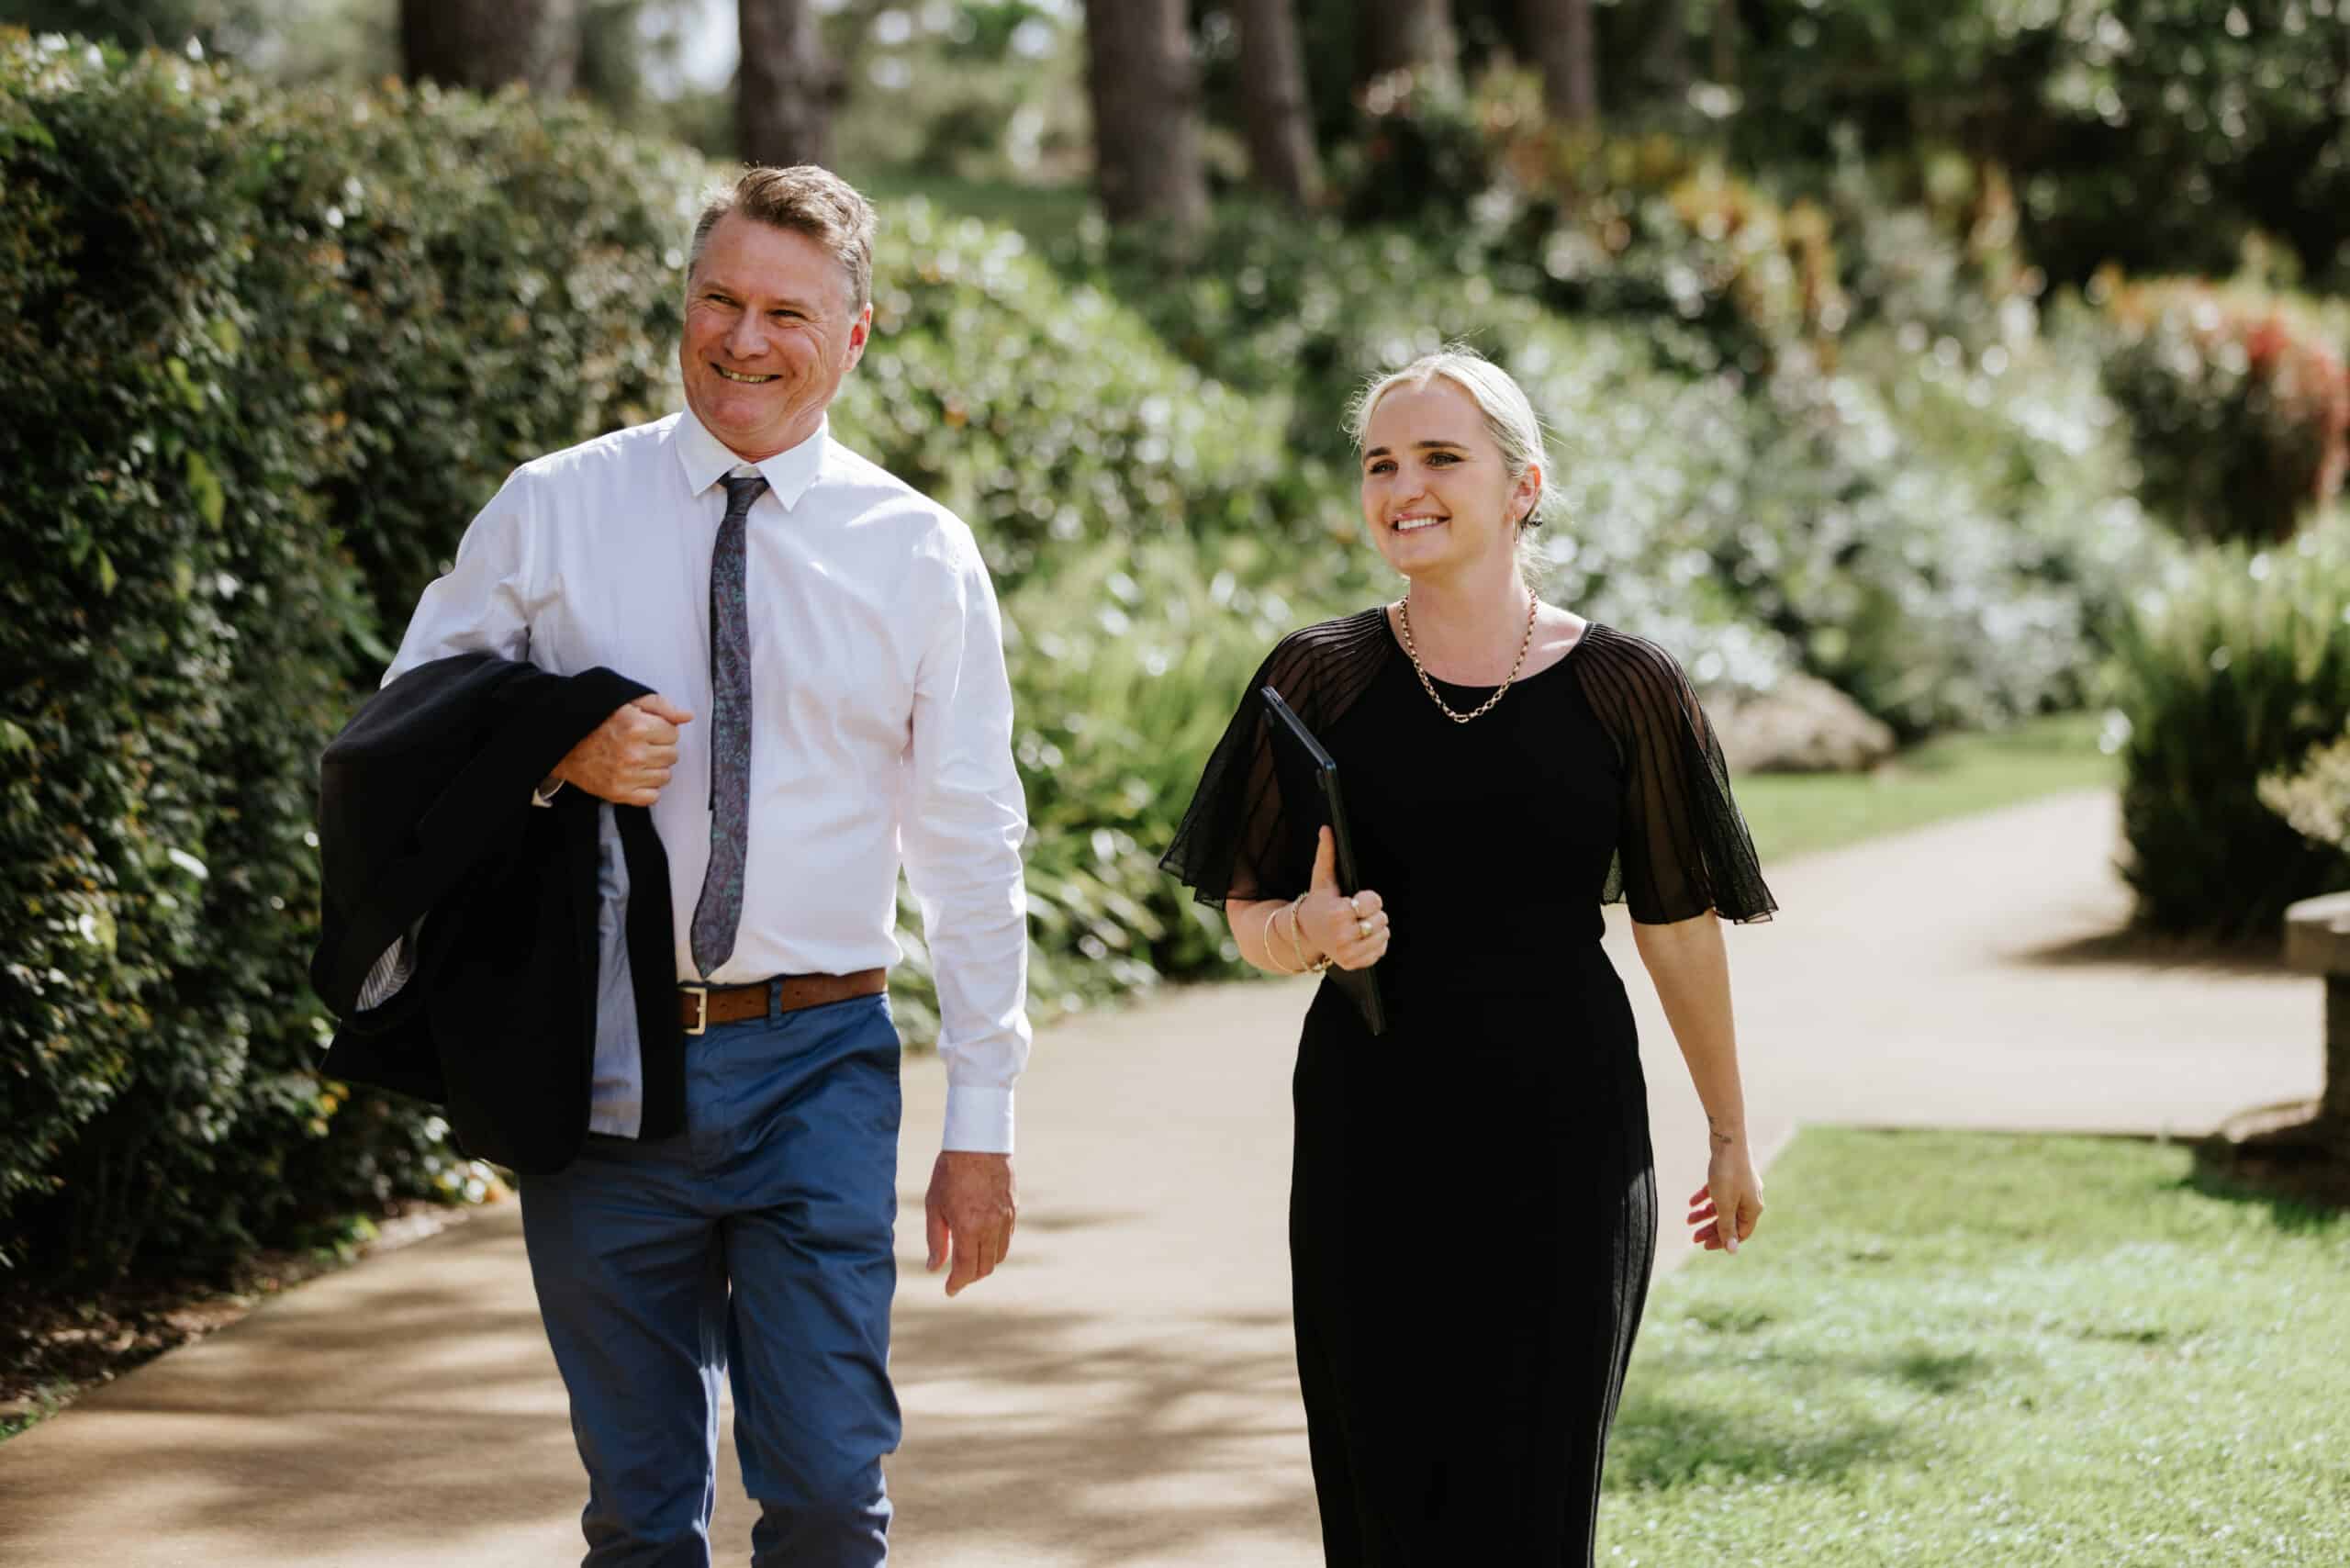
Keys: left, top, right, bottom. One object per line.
{"left": 386, "top": 409, "right": 1032, "bottom": 1152}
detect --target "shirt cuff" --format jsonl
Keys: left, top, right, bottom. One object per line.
{"left": 941, "top": 1085, "right": 1013, "bottom": 1154}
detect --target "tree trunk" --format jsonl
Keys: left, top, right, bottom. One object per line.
{"left": 1082, "top": 0, "right": 1210, "bottom": 234}
{"left": 398, "top": 0, "right": 578, "bottom": 95}
{"left": 1237, "top": 0, "right": 1323, "bottom": 205}
{"left": 1632, "top": 0, "right": 1690, "bottom": 97}
{"left": 1356, "top": 0, "right": 1456, "bottom": 86}
{"left": 1518, "top": 0, "right": 1598, "bottom": 127}
{"left": 738, "top": 0, "right": 840, "bottom": 169}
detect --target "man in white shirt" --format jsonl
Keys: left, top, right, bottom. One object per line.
{"left": 385, "top": 165, "right": 1027, "bottom": 1567}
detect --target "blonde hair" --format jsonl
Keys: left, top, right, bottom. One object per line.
{"left": 1347, "top": 346, "right": 1560, "bottom": 529}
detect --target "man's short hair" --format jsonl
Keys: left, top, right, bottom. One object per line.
{"left": 688, "top": 165, "right": 877, "bottom": 315}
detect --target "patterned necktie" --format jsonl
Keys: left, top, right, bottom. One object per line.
{"left": 689, "top": 473, "right": 768, "bottom": 979}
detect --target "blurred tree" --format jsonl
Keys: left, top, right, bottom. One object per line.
{"left": 1358, "top": 0, "right": 1456, "bottom": 85}
{"left": 739, "top": 0, "right": 841, "bottom": 166}
{"left": 1709, "top": 0, "right": 1737, "bottom": 84}
{"left": 1518, "top": 0, "right": 1595, "bottom": 125}
{"left": 576, "top": 0, "right": 654, "bottom": 124}
{"left": 399, "top": 0, "right": 578, "bottom": 94}
{"left": 1729, "top": 0, "right": 2350, "bottom": 289}
{"left": 1084, "top": 0, "right": 1209, "bottom": 233}
{"left": 1237, "top": 0, "right": 1321, "bottom": 203}
{"left": 1629, "top": 0, "right": 1692, "bottom": 98}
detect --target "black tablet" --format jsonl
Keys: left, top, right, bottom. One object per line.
{"left": 1260, "top": 686, "right": 1388, "bottom": 1036}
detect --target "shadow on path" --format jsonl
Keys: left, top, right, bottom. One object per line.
{"left": 884, "top": 1298, "right": 1321, "bottom": 1567}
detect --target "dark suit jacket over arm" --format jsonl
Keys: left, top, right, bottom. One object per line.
{"left": 312, "top": 654, "right": 683, "bottom": 1174}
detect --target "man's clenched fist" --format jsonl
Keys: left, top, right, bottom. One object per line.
{"left": 551, "top": 693, "right": 693, "bottom": 807}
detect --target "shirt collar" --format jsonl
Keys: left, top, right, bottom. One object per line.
{"left": 672, "top": 406, "right": 830, "bottom": 513}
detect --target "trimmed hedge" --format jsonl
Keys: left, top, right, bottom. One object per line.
{"left": 3, "top": 35, "right": 382, "bottom": 1279}
{"left": 0, "top": 39, "right": 723, "bottom": 1281}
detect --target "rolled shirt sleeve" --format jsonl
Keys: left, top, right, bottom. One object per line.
{"left": 901, "top": 530, "right": 1033, "bottom": 1154}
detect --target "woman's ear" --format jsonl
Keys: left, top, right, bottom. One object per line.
{"left": 1514, "top": 462, "right": 1545, "bottom": 527}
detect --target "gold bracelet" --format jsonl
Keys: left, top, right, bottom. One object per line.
{"left": 1259, "top": 900, "right": 1295, "bottom": 974}
{"left": 1284, "top": 895, "right": 1331, "bottom": 974}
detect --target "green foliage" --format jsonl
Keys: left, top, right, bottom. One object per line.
{"left": 2098, "top": 276, "right": 2350, "bottom": 544}
{"left": 1081, "top": 193, "right": 2164, "bottom": 735}
{"left": 0, "top": 17, "right": 2217, "bottom": 1288}
{"left": 1730, "top": 0, "right": 2350, "bottom": 294}
{"left": 264, "top": 78, "right": 704, "bottom": 640}
{"left": 833, "top": 200, "right": 1323, "bottom": 587}
{"left": 0, "top": 32, "right": 420, "bottom": 1279}
{"left": 2113, "top": 535, "right": 2350, "bottom": 937}
{"left": 2258, "top": 727, "right": 2350, "bottom": 853}
{"left": 0, "top": 36, "right": 697, "bottom": 1281}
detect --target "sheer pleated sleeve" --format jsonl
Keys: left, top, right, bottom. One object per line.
{"left": 1159, "top": 609, "right": 1393, "bottom": 908}
{"left": 1575, "top": 625, "right": 1778, "bottom": 926}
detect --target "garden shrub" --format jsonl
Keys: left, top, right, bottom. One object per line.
{"left": 834, "top": 202, "right": 1321, "bottom": 587}
{"left": 244, "top": 79, "right": 709, "bottom": 643}
{"left": 0, "top": 34, "right": 416, "bottom": 1280}
{"left": 2098, "top": 276, "right": 2350, "bottom": 545}
{"left": 1092, "top": 196, "right": 2164, "bottom": 735}
{"left": 2113, "top": 537, "right": 2350, "bottom": 939}
{"left": 2260, "top": 730, "right": 2350, "bottom": 859}
{"left": 1, "top": 40, "right": 780, "bottom": 1281}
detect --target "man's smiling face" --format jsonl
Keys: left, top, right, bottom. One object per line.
{"left": 679, "top": 211, "right": 871, "bottom": 462}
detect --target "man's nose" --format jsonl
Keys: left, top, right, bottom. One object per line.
{"left": 722, "top": 311, "right": 769, "bottom": 361}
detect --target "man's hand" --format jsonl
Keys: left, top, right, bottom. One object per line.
{"left": 551, "top": 693, "right": 692, "bottom": 807}
{"left": 924, "top": 1150, "right": 1014, "bottom": 1297}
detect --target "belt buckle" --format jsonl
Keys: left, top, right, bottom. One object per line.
{"left": 682, "top": 983, "right": 709, "bottom": 1036}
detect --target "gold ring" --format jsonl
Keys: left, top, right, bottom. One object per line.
{"left": 1357, "top": 920, "right": 1372, "bottom": 939}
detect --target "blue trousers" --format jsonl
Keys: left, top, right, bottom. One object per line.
{"left": 520, "top": 992, "right": 902, "bottom": 1568}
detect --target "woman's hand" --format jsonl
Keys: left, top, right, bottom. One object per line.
{"left": 1296, "top": 826, "right": 1388, "bottom": 970}
{"left": 1686, "top": 1142, "right": 1763, "bottom": 1254}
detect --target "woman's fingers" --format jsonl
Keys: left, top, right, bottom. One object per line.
{"left": 1322, "top": 894, "right": 1391, "bottom": 969}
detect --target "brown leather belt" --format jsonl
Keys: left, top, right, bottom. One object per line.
{"left": 679, "top": 969, "right": 888, "bottom": 1036}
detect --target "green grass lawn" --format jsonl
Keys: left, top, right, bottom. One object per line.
{"left": 1735, "top": 711, "right": 2119, "bottom": 867}
{"left": 1605, "top": 1129, "right": 2350, "bottom": 1566}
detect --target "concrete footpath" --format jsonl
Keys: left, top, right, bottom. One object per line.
{"left": 0, "top": 790, "right": 2321, "bottom": 1567}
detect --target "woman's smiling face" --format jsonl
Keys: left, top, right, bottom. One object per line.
{"left": 1359, "top": 375, "right": 1542, "bottom": 583}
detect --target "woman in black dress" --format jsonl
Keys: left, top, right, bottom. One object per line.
{"left": 1161, "top": 348, "right": 1777, "bottom": 1566}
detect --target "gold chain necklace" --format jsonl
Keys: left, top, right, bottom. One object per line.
{"left": 1396, "top": 592, "right": 1540, "bottom": 724}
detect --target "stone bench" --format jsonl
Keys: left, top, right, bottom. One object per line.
{"left": 2282, "top": 890, "right": 2350, "bottom": 1128}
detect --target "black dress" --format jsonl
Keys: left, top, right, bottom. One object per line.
{"left": 1161, "top": 607, "right": 1777, "bottom": 1567}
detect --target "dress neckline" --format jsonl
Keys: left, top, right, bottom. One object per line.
{"left": 1376, "top": 603, "right": 1598, "bottom": 693}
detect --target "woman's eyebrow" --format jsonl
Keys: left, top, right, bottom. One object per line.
{"left": 1362, "top": 438, "right": 1472, "bottom": 458}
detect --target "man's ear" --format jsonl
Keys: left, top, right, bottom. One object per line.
{"left": 845, "top": 303, "right": 873, "bottom": 371}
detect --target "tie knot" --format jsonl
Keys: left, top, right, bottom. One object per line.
{"left": 721, "top": 474, "right": 768, "bottom": 518}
